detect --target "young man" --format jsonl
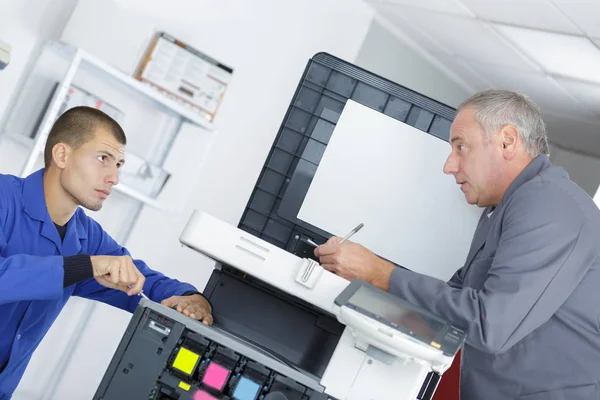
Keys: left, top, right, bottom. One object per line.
{"left": 315, "top": 90, "right": 600, "bottom": 399}
{"left": 0, "top": 107, "right": 212, "bottom": 398}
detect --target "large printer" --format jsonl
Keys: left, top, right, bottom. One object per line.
{"left": 93, "top": 53, "right": 468, "bottom": 400}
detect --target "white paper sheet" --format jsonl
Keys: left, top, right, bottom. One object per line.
{"left": 298, "top": 100, "right": 481, "bottom": 281}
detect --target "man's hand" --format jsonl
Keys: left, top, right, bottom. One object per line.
{"left": 91, "top": 255, "right": 145, "bottom": 296}
{"left": 162, "top": 294, "right": 213, "bottom": 325}
{"left": 314, "top": 237, "right": 395, "bottom": 290}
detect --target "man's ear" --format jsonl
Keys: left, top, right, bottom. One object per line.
{"left": 500, "top": 125, "right": 519, "bottom": 159}
{"left": 52, "top": 143, "right": 70, "bottom": 169}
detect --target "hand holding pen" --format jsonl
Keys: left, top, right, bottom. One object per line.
{"left": 312, "top": 223, "right": 395, "bottom": 290}
{"left": 306, "top": 223, "right": 364, "bottom": 247}
{"left": 313, "top": 222, "right": 368, "bottom": 274}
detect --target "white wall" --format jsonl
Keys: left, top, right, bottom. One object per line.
{"left": 0, "top": 0, "right": 79, "bottom": 124}
{"left": 354, "top": 19, "right": 471, "bottom": 108}
{"left": 550, "top": 144, "right": 600, "bottom": 197}
{"left": 544, "top": 114, "right": 600, "bottom": 197}
{"left": 7, "top": 0, "right": 375, "bottom": 398}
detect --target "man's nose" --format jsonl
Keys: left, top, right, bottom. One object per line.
{"left": 443, "top": 154, "right": 458, "bottom": 175}
{"left": 106, "top": 167, "right": 119, "bottom": 186}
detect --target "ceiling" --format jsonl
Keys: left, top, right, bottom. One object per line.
{"left": 365, "top": 0, "right": 600, "bottom": 158}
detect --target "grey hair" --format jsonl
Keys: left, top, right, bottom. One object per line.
{"left": 458, "top": 89, "right": 549, "bottom": 157}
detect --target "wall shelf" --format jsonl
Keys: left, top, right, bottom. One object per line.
{"left": 0, "top": 40, "right": 217, "bottom": 213}
{"left": 78, "top": 48, "right": 214, "bottom": 131}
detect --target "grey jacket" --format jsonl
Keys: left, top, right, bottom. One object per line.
{"left": 389, "top": 155, "right": 600, "bottom": 400}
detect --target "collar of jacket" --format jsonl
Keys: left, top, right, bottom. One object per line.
{"left": 496, "top": 154, "right": 561, "bottom": 210}
{"left": 22, "top": 169, "right": 88, "bottom": 246}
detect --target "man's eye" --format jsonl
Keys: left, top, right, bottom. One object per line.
{"left": 97, "top": 155, "right": 106, "bottom": 162}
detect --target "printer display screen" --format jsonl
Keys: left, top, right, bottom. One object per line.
{"left": 348, "top": 285, "right": 446, "bottom": 342}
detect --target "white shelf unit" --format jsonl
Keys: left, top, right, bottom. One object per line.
{"left": 112, "top": 182, "right": 166, "bottom": 211}
{"left": 78, "top": 47, "right": 214, "bottom": 129}
{"left": 0, "top": 40, "right": 218, "bottom": 399}
{"left": 1, "top": 41, "right": 214, "bottom": 210}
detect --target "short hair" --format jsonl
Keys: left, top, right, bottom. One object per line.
{"left": 458, "top": 89, "right": 549, "bottom": 157}
{"left": 44, "top": 106, "right": 127, "bottom": 168}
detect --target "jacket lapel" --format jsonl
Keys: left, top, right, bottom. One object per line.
{"left": 62, "top": 211, "right": 87, "bottom": 256}
{"left": 39, "top": 217, "right": 62, "bottom": 253}
{"left": 463, "top": 208, "right": 494, "bottom": 267}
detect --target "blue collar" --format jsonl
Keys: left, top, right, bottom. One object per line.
{"left": 23, "top": 169, "right": 49, "bottom": 223}
{"left": 22, "top": 169, "right": 88, "bottom": 252}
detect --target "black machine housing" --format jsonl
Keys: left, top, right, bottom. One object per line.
{"left": 209, "top": 53, "right": 457, "bottom": 398}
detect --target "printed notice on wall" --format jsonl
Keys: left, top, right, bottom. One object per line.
{"left": 135, "top": 32, "right": 233, "bottom": 122}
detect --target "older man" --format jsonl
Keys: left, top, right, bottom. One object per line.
{"left": 316, "top": 89, "right": 600, "bottom": 400}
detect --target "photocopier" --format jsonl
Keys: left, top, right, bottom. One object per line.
{"left": 93, "top": 53, "right": 466, "bottom": 400}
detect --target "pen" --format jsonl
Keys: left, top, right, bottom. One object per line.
{"left": 339, "top": 223, "right": 364, "bottom": 244}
